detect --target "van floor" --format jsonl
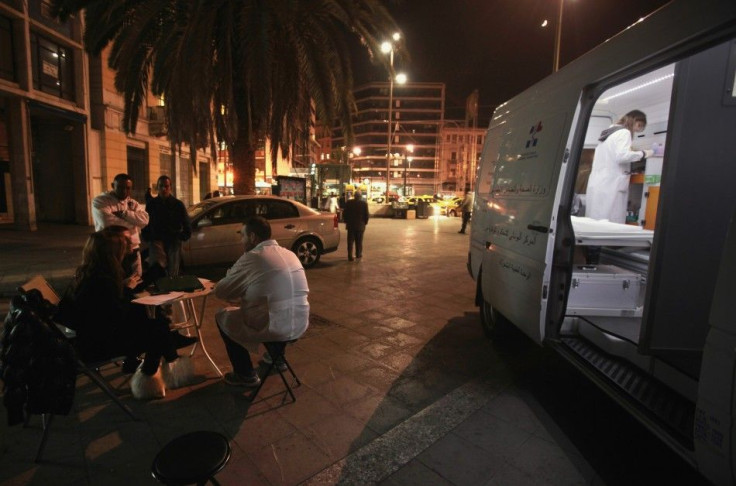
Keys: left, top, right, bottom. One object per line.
{"left": 577, "top": 315, "right": 641, "bottom": 344}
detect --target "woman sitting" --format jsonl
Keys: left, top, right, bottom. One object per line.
{"left": 69, "top": 230, "right": 194, "bottom": 399}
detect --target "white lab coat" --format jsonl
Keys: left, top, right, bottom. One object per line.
{"left": 585, "top": 126, "right": 644, "bottom": 224}
{"left": 215, "top": 240, "right": 309, "bottom": 351}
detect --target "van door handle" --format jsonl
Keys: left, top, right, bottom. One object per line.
{"left": 527, "top": 224, "right": 550, "bottom": 233}
{"left": 284, "top": 224, "right": 296, "bottom": 229}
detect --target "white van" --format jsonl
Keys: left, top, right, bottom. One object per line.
{"left": 468, "top": 1, "right": 736, "bottom": 483}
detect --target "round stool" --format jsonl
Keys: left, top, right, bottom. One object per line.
{"left": 152, "top": 431, "right": 231, "bottom": 485}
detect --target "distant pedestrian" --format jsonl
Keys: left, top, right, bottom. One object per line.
{"left": 458, "top": 189, "right": 474, "bottom": 234}
{"left": 327, "top": 192, "right": 338, "bottom": 213}
{"left": 145, "top": 175, "right": 192, "bottom": 277}
{"left": 343, "top": 190, "right": 369, "bottom": 261}
{"left": 92, "top": 173, "right": 149, "bottom": 277}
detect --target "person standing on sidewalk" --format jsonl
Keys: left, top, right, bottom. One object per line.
{"left": 343, "top": 190, "right": 369, "bottom": 261}
{"left": 92, "top": 173, "right": 149, "bottom": 278}
{"left": 144, "top": 175, "right": 191, "bottom": 277}
{"left": 458, "top": 189, "right": 474, "bottom": 234}
{"left": 214, "top": 216, "right": 310, "bottom": 387}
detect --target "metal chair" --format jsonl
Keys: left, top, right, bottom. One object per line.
{"left": 18, "top": 276, "right": 139, "bottom": 462}
{"left": 247, "top": 340, "right": 301, "bottom": 403}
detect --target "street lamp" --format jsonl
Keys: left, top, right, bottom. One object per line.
{"left": 381, "top": 34, "right": 407, "bottom": 204}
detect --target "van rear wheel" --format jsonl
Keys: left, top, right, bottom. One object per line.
{"left": 480, "top": 299, "right": 510, "bottom": 338}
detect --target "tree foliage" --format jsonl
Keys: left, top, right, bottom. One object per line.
{"left": 52, "top": 0, "right": 402, "bottom": 194}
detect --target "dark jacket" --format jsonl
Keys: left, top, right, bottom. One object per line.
{"left": 144, "top": 195, "right": 192, "bottom": 244}
{"left": 343, "top": 196, "right": 370, "bottom": 232}
{"left": 1, "top": 290, "right": 76, "bottom": 425}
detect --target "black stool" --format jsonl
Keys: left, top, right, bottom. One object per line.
{"left": 248, "top": 340, "right": 301, "bottom": 403}
{"left": 152, "top": 431, "right": 230, "bottom": 485}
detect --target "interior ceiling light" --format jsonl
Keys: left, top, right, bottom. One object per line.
{"left": 599, "top": 73, "right": 674, "bottom": 103}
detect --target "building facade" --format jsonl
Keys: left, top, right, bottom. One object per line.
{"left": 438, "top": 122, "right": 485, "bottom": 193}
{"left": 331, "top": 81, "right": 445, "bottom": 198}
{"left": 0, "top": 0, "right": 237, "bottom": 230}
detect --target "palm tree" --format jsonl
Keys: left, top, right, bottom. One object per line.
{"left": 52, "top": 0, "right": 402, "bottom": 195}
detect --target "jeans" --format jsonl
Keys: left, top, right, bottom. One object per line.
{"left": 460, "top": 211, "right": 471, "bottom": 233}
{"left": 149, "top": 240, "right": 183, "bottom": 277}
{"left": 347, "top": 229, "right": 365, "bottom": 259}
{"left": 217, "top": 324, "right": 256, "bottom": 376}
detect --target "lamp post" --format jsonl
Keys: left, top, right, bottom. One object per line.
{"left": 381, "top": 34, "right": 406, "bottom": 203}
{"left": 403, "top": 144, "right": 414, "bottom": 196}
{"left": 543, "top": 0, "right": 565, "bottom": 72}
{"left": 553, "top": 0, "right": 564, "bottom": 72}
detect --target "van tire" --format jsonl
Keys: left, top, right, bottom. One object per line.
{"left": 480, "top": 299, "right": 510, "bottom": 338}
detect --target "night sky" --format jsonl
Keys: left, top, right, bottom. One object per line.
{"left": 354, "top": 0, "right": 670, "bottom": 122}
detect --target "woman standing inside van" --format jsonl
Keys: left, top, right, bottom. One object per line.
{"left": 585, "top": 110, "right": 653, "bottom": 223}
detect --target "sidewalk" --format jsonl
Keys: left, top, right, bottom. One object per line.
{"left": 0, "top": 219, "right": 704, "bottom": 485}
{"left": 0, "top": 223, "right": 93, "bottom": 298}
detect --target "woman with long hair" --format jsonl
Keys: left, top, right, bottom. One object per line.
{"left": 69, "top": 229, "right": 193, "bottom": 399}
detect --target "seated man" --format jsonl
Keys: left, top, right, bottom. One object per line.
{"left": 215, "top": 216, "right": 310, "bottom": 387}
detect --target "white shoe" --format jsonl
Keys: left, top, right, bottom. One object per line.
{"left": 130, "top": 368, "right": 165, "bottom": 400}
{"left": 161, "top": 356, "right": 196, "bottom": 389}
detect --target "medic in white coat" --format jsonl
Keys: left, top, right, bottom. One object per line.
{"left": 585, "top": 110, "right": 654, "bottom": 224}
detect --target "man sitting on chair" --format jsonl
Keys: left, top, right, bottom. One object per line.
{"left": 215, "top": 216, "right": 310, "bottom": 387}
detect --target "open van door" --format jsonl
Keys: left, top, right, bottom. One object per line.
{"left": 474, "top": 104, "right": 573, "bottom": 344}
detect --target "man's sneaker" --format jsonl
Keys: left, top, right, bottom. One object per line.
{"left": 223, "top": 371, "right": 261, "bottom": 388}
{"left": 261, "top": 351, "right": 288, "bottom": 372}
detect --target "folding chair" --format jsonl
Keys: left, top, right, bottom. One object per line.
{"left": 247, "top": 340, "right": 301, "bottom": 404}
{"left": 18, "top": 276, "right": 139, "bottom": 462}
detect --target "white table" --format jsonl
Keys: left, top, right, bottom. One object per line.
{"left": 132, "top": 278, "right": 223, "bottom": 377}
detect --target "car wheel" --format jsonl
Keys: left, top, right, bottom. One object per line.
{"left": 449, "top": 209, "right": 457, "bottom": 217}
{"left": 480, "top": 298, "right": 512, "bottom": 338}
{"left": 293, "top": 237, "right": 321, "bottom": 268}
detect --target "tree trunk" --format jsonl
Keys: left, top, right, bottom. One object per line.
{"left": 231, "top": 135, "right": 256, "bottom": 195}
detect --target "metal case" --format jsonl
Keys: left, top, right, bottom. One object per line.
{"left": 567, "top": 264, "right": 641, "bottom": 315}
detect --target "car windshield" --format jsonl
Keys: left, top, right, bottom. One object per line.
{"left": 187, "top": 200, "right": 221, "bottom": 219}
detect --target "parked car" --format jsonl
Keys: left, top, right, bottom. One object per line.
{"left": 182, "top": 196, "right": 339, "bottom": 269}
{"left": 440, "top": 196, "right": 463, "bottom": 216}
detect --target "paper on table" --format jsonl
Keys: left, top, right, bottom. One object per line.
{"left": 132, "top": 292, "right": 186, "bottom": 306}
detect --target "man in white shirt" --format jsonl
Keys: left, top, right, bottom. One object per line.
{"left": 92, "top": 173, "right": 149, "bottom": 277}
{"left": 215, "top": 216, "right": 310, "bottom": 387}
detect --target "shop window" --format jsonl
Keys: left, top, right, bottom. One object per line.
{"left": 0, "top": 16, "right": 14, "bottom": 82}
{"left": 30, "top": 32, "right": 75, "bottom": 100}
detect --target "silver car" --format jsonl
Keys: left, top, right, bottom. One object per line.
{"left": 182, "top": 196, "right": 340, "bottom": 268}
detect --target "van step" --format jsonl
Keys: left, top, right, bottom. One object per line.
{"left": 560, "top": 336, "right": 694, "bottom": 448}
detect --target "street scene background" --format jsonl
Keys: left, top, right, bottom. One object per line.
{"left": 0, "top": 217, "right": 705, "bottom": 485}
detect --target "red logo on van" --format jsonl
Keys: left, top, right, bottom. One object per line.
{"left": 526, "top": 122, "right": 543, "bottom": 148}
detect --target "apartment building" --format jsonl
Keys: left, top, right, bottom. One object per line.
{"left": 331, "top": 81, "right": 445, "bottom": 198}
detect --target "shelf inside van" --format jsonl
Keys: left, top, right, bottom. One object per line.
{"left": 572, "top": 216, "right": 653, "bottom": 247}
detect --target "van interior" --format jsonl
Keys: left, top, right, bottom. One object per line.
{"left": 560, "top": 38, "right": 736, "bottom": 448}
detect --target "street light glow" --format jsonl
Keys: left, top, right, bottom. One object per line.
{"left": 541, "top": 19, "right": 548, "bottom": 27}
{"left": 392, "top": 32, "right": 401, "bottom": 42}
{"left": 395, "top": 73, "right": 407, "bottom": 84}
{"left": 381, "top": 41, "right": 392, "bottom": 54}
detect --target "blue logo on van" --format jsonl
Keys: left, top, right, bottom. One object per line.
{"left": 526, "top": 122, "right": 543, "bottom": 148}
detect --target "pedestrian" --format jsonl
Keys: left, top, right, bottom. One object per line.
{"left": 343, "top": 190, "right": 369, "bottom": 261}
{"left": 92, "top": 173, "right": 149, "bottom": 278}
{"left": 328, "top": 192, "right": 338, "bottom": 213}
{"left": 458, "top": 189, "right": 474, "bottom": 234}
{"left": 586, "top": 109, "right": 653, "bottom": 224}
{"left": 144, "top": 175, "right": 192, "bottom": 277}
{"left": 214, "top": 216, "right": 310, "bottom": 387}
